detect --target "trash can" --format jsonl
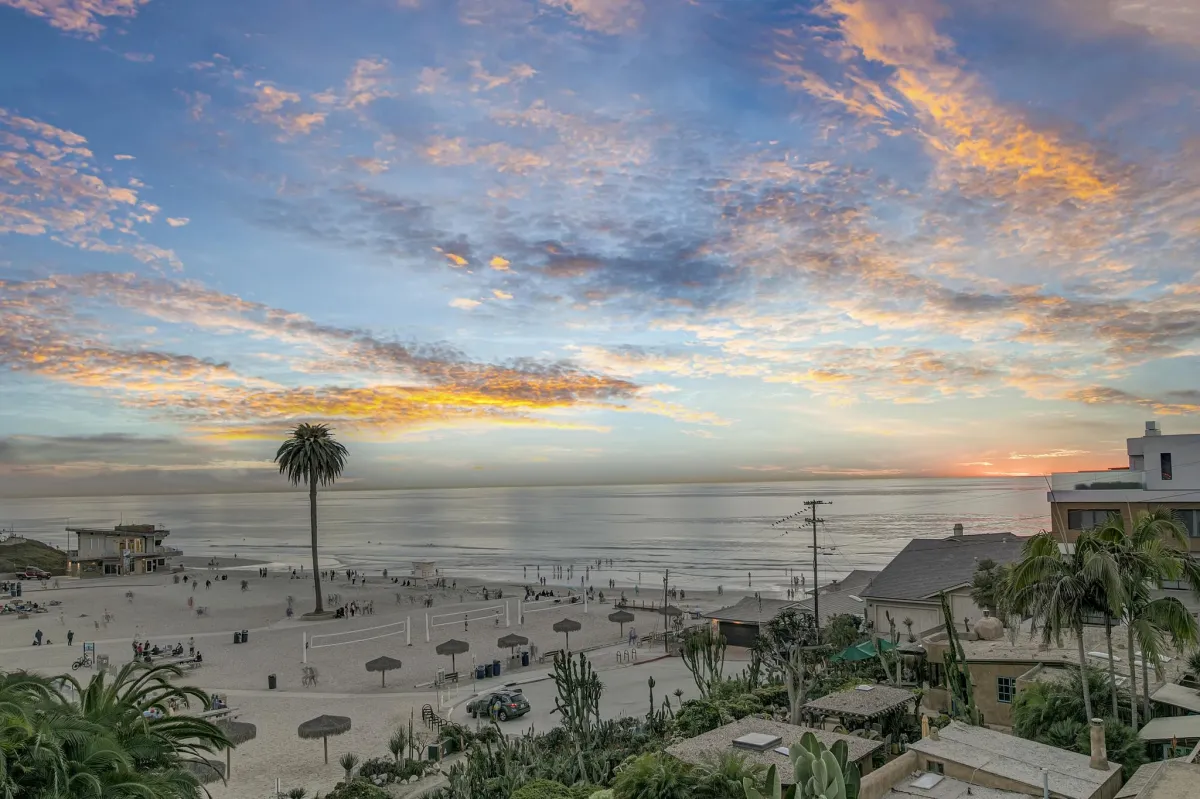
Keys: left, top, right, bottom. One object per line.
{"left": 241, "top": 629, "right": 249, "bottom": 643}
{"left": 476, "top": 665, "right": 485, "bottom": 680}
{"left": 484, "top": 663, "right": 493, "bottom": 678}
{"left": 268, "top": 673, "right": 277, "bottom": 690}
{"left": 493, "top": 659, "right": 501, "bottom": 677}
{"left": 233, "top": 631, "right": 242, "bottom": 644}
{"left": 427, "top": 743, "right": 441, "bottom": 762}
{"left": 15, "top": 582, "right": 21, "bottom": 597}
{"left": 96, "top": 654, "right": 110, "bottom": 670}
{"left": 173, "top": 575, "right": 180, "bottom": 584}
{"left": 521, "top": 651, "right": 529, "bottom": 667}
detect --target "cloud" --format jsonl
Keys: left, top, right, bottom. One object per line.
{"left": 423, "top": 136, "right": 550, "bottom": 174}
{"left": 1007, "top": 449, "right": 1089, "bottom": 460}
{"left": 492, "top": 289, "right": 513, "bottom": 300}
{"left": 737, "top": 464, "right": 787, "bottom": 472}
{"left": 0, "top": 108, "right": 180, "bottom": 269}
{"left": 490, "top": 256, "right": 511, "bottom": 271}
{"left": 316, "top": 58, "right": 396, "bottom": 110}
{"left": 541, "top": 0, "right": 643, "bottom": 34}
{"left": 247, "top": 82, "right": 327, "bottom": 137}
{"left": 113, "top": 154, "right": 135, "bottom": 160}
{"left": 122, "top": 51, "right": 154, "bottom": 62}
{"left": 0, "top": 0, "right": 151, "bottom": 37}
{"left": 166, "top": 217, "right": 189, "bottom": 227}
{"left": 449, "top": 297, "right": 482, "bottom": 309}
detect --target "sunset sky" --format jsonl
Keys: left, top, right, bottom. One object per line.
{"left": 1, "top": 0, "right": 1198, "bottom": 496}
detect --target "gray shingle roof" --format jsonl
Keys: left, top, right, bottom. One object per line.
{"left": 860, "top": 533, "right": 1024, "bottom": 601}
{"left": 702, "top": 596, "right": 800, "bottom": 624}
{"left": 793, "top": 570, "right": 878, "bottom": 623}
{"left": 802, "top": 684, "right": 917, "bottom": 720}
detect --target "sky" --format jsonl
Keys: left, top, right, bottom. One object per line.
{"left": 1, "top": 0, "right": 1199, "bottom": 497}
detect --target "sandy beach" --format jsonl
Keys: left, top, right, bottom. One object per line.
{"left": 0, "top": 562, "right": 722, "bottom": 797}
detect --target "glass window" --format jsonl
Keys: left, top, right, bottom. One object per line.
{"left": 1066, "top": 509, "right": 1119, "bottom": 530}
{"left": 1162, "top": 452, "right": 1173, "bottom": 481}
{"left": 997, "top": 676, "right": 1015, "bottom": 704}
{"left": 929, "top": 761, "right": 944, "bottom": 775}
{"left": 1173, "top": 510, "right": 1200, "bottom": 539}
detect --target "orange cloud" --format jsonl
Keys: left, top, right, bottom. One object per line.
{"left": 423, "top": 136, "right": 550, "bottom": 175}
{"left": 542, "top": 0, "right": 642, "bottom": 34}
{"left": 247, "top": 82, "right": 326, "bottom": 137}
{"left": 0, "top": 0, "right": 151, "bottom": 37}
{"left": 490, "top": 256, "right": 512, "bottom": 270}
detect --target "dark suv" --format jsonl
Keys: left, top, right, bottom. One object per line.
{"left": 466, "top": 690, "right": 530, "bottom": 721}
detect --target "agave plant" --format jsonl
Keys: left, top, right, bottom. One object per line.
{"left": 338, "top": 752, "right": 360, "bottom": 782}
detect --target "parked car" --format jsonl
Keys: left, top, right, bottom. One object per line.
{"left": 16, "top": 567, "right": 51, "bottom": 580}
{"left": 466, "top": 690, "right": 530, "bottom": 721}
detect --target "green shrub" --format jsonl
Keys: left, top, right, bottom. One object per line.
{"left": 510, "top": 778, "right": 574, "bottom": 799}
{"left": 717, "top": 694, "right": 764, "bottom": 720}
{"left": 751, "top": 684, "right": 789, "bottom": 709}
{"left": 691, "top": 751, "right": 765, "bottom": 799}
{"left": 323, "top": 779, "right": 390, "bottom": 799}
{"left": 588, "top": 792, "right": 614, "bottom": 799}
{"left": 569, "top": 785, "right": 603, "bottom": 799}
{"left": 673, "top": 699, "right": 723, "bottom": 738}
{"left": 612, "top": 753, "right": 695, "bottom": 799}
{"left": 357, "top": 756, "right": 431, "bottom": 785}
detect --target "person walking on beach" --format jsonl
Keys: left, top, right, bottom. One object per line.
{"left": 67, "top": 630, "right": 74, "bottom": 646}
{"left": 188, "top": 637, "right": 194, "bottom": 657}
{"left": 34, "top": 628, "right": 43, "bottom": 645}
{"left": 205, "top": 579, "right": 211, "bottom": 590}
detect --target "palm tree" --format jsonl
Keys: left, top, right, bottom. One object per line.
{"left": 1009, "top": 530, "right": 1122, "bottom": 721}
{"left": 275, "top": 423, "right": 349, "bottom": 616}
{"left": 1093, "top": 509, "right": 1200, "bottom": 725}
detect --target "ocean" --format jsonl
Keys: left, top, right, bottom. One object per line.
{"left": 1, "top": 477, "right": 1050, "bottom": 593}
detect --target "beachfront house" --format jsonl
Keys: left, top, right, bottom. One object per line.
{"left": 1047, "top": 421, "right": 1200, "bottom": 551}
{"left": 701, "top": 570, "right": 879, "bottom": 648}
{"left": 65, "top": 523, "right": 180, "bottom": 577}
{"left": 860, "top": 528, "right": 1024, "bottom": 643}
{"left": 1116, "top": 747, "right": 1200, "bottom": 799}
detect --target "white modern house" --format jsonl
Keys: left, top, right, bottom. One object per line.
{"left": 65, "top": 523, "right": 180, "bottom": 576}
{"left": 1047, "top": 421, "right": 1200, "bottom": 550}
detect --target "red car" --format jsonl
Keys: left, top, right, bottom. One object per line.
{"left": 16, "top": 567, "right": 51, "bottom": 580}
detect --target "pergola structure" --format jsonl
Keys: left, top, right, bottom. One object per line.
{"left": 801, "top": 684, "right": 917, "bottom": 732}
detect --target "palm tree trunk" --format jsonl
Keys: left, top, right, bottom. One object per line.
{"left": 1127, "top": 622, "right": 1139, "bottom": 727}
{"left": 309, "top": 474, "right": 323, "bottom": 614}
{"left": 1104, "top": 616, "right": 1118, "bottom": 718}
{"left": 1142, "top": 656, "right": 1151, "bottom": 722}
{"left": 1076, "top": 623, "right": 1094, "bottom": 721}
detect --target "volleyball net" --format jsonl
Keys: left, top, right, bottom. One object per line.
{"left": 424, "top": 603, "right": 508, "bottom": 641}
{"left": 303, "top": 617, "right": 410, "bottom": 663}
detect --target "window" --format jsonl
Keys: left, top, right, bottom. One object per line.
{"left": 929, "top": 662, "right": 944, "bottom": 688}
{"left": 1066, "top": 509, "right": 1119, "bottom": 531}
{"left": 997, "top": 676, "right": 1015, "bottom": 704}
{"left": 927, "top": 761, "right": 944, "bottom": 775}
{"left": 1162, "top": 452, "right": 1173, "bottom": 480}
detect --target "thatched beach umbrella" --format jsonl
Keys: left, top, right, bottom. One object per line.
{"left": 365, "top": 655, "right": 403, "bottom": 687}
{"left": 657, "top": 604, "right": 684, "bottom": 618}
{"left": 298, "top": 714, "right": 351, "bottom": 764}
{"left": 435, "top": 639, "right": 470, "bottom": 673}
{"left": 553, "top": 618, "right": 582, "bottom": 651}
{"left": 608, "top": 609, "right": 635, "bottom": 637}
{"left": 497, "top": 633, "right": 528, "bottom": 655}
{"left": 185, "top": 758, "right": 226, "bottom": 784}
{"left": 215, "top": 719, "right": 257, "bottom": 777}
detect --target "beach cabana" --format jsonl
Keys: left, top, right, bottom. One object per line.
{"left": 497, "top": 633, "right": 528, "bottom": 655}
{"left": 298, "top": 714, "right": 352, "bottom": 764}
{"left": 435, "top": 639, "right": 470, "bottom": 673}
{"left": 214, "top": 719, "right": 257, "bottom": 777}
{"left": 365, "top": 656, "right": 403, "bottom": 687}
{"left": 553, "top": 618, "right": 582, "bottom": 651}
{"left": 801, "top": 684, "right": 916, "bottom": 733}
{"left": 608, "top": 609, "right": 635, "bottom": 637}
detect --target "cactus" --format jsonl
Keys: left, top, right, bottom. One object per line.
{"left": 782, "top": 731, "right": 861, "bottom": 799}
{"left": 744, "top": 763, "right": 788, "bottom": 799}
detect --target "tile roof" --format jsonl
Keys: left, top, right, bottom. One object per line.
{"left": 793, "top": 570, "right": 878, "bottom": 623}
{"left": 860, "top": 533, "right": 1024, "bottom": 601}
{"left": 802, "top": 684, "right": 917, "bottom": 720}
{"left": 909, "top": 721, "right": 1120, "bottom": 799}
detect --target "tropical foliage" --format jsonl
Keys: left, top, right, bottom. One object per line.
{"left": 0, "top": 663, "right": 230, "bottom": 799}
{"left": 274, "top": 422, "right": 349, "bottom": 615}
{"left": 742, "top": 732, "right": 861, "bottom": 799}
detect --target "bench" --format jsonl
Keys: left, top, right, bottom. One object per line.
{"left": 539, "top": 649, "right": 563, "bottom": 664}
{"left": 438, "top": 671, "right": 458, "bottom": 685}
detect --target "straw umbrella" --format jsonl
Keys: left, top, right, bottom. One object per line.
{"left": 298, "top": 714, "right": 352, "bottom": 764}
{"left": 435, "top": 639, "right": 470, "bottom": 673}
{"left": 365, "top": 655, "right": 403, "bottom": 687}
{"left": 497, "top": 632, "right": 528, "bottom": 656}
{"left": 658, "top": 604, "right": 684, "bottom": 618}
{"left": 552, "top": 618, "right": 582, "bottom": 651}
{"left": 215, "top": 719, "right": 257, "bottom": 777}
{"left": 185, "top": 758, "right": 226, "bottom": 784}
{"left": 608, "top": 609, "right": 635, "bottom": 637}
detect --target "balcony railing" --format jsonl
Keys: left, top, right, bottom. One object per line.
{"left": 1049, "top": 469, "right": 1146, "bottom": 492}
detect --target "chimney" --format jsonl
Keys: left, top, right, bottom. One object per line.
{"left": 953, "top": 523, "right": 964, "bottom": 537}
{"left": 1089, "top": 718, "right": 1108, "bottom": 770}
{"left": 921, "top": 716, "right": 930, "bottom": 739}
{"left": 1146, "top": 421, "right": 1161, "bottom": 437}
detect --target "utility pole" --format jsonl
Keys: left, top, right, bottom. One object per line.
{"left": 803, "top": 500, "right": 831, "bottom": 635}
{"left": 662, "top": 568, "right": 670, "bottom": 652}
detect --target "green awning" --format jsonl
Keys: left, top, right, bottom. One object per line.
{"left": 832, "top": 639, "right": 895, "bottom": 662}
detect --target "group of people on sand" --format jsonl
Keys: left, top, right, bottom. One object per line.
{"left": 334, "top": 599, "right": 374, "bottom": 619}
{"left": 131, "top": 636, "right": 199, "bottom": 662}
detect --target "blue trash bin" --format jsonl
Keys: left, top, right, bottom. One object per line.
{"left": 476, "top": 665, "right": 485, "bottom": 680}
{"left": 484, "top": 663, "right": 493, "bottom": 678}
{"left": 493, "top": 659, "right": 501, "bottom": 677}
{"left": 521, "top": 651, "right": 529, "bottom": 667}
{"left": 233, "top": 631, "right": 241, "bottom": 644}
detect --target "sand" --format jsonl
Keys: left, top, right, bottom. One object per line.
{"left": 0, "top": 563, "right": 731, "bottom": 798}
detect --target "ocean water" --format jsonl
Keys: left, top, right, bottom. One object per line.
{"left": 1, "top": 478, "right": 1050, "bottom": 593}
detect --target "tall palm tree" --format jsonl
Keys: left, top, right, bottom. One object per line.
{"left": 275, "top": 423, "right": 349, "bottom": 616}
{"left": 1093, "top": 509, "right": 1200, "bottom": 726}
{"left": 1009, "top": 530, "right": 1123, "bottom": 721}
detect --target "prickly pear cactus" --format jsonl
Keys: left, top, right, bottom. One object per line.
{"left": 745, "top": 764, "right": 782, "bottom": 799}
{"left": 784, "top": 733, "right": 858, "bottom": 799}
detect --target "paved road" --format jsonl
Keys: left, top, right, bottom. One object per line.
{"left": 454, "top": 656, "right": 700, "bottom": 733}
